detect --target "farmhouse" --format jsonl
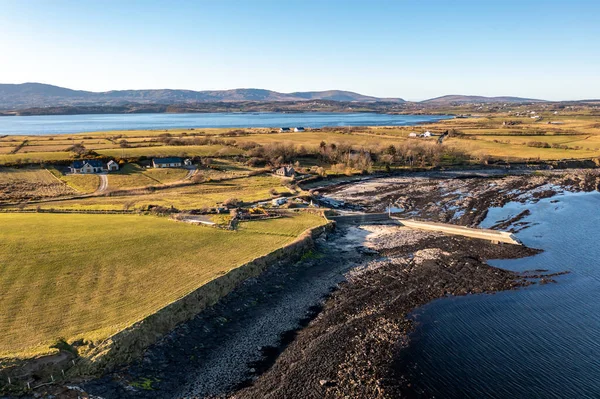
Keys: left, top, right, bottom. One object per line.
{"left": 153, "top": 157, "right": 183, "bottom": 168}
{"left": 294, "top": 127, "right": 305, "bottom": 132}
{"left": 279, "top": 127, "right": 291, "bottom": 132}
{"left": 423, "top": 131, "right": 433, "bottom": 138}
{"left": 106, "top": 160, "right": 119, "bottom": 171}
{"left": 70, "top": 159, "right": 117, "bottom": 174}
{"left": 274, "top": 165, "right": 296, "bottom": 177}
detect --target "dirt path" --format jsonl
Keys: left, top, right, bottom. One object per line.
{"left": 95, "top": 174, "right": 108, "bottom": 194}
{"left": 182, "top": 167, "right": 197, "bottom": 181}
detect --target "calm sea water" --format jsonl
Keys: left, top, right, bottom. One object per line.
{"left": 0, "top": 112, "right": 452, "bottom": 135}
{"left": 402, "top": 192, "right": 600, "bottom": 398}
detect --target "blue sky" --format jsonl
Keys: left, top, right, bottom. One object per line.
{"left": 0, "top": 0, "right": 598, "bottom": 100}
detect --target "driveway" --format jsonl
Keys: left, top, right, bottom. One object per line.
{"left": 96, "top": 174, "right": 108, "bottom": 193}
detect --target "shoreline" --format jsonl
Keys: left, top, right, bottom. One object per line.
{"left": 231, "top": 227, "right": 547, "bottom": 398}
{"left": 0, "top": 113, "right": 453, "bottom": 136}
{"left": 8, "top": 170, "right": 600, "bottom": 398}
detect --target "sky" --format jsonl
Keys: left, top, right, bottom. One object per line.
{"left": 0, "top": 0, "right": 599, "bottom": 101}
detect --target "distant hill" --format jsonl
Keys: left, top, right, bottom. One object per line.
{"left": 421, "top": 95, "right": 546, "bottom": 105}
{"left": 0, "top": 83, "right": 405, "bottom": 109}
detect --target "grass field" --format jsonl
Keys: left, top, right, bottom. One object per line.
{"left": 97, "top": 144, "right": 243, "bottom": 158}
{"left": 0, "top": 167, "right": 76, "bottom": 201}
{"left": 47, "top": 167, "right": 100, "bottom": 194}
{"left": 107, "top": 163, "right": 188, "bottom": 190}
{"left": 19, "top": 175, "right": 288, "bottom": 211}
{"left": 0, "top": 151, "right": 73, "bottom": 165}
{"left": 0, "top": 212, "right": 326, "bottom": 358}
{"left": 0, "top": 167, "right": 57, "bottom": 185}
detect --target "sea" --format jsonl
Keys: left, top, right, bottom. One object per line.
{"left": 0, "top": 112, "right": 452, "bottom": 135}
{"left": 402, "top": 192, "right": 600, "bottom": 398}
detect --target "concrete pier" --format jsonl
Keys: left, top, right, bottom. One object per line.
{"left": 328, "top": 213, "right": 521, "bottom": 245}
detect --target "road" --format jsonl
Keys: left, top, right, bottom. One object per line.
{"left": 96, "top": 174, "right": 108, "bottom": 193}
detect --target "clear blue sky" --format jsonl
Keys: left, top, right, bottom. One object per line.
{"left": 1, "top": 0, "right": 598, "bottom": 100}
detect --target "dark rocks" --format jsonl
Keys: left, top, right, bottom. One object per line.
{"left": 231, "top": 233, "right": 545, "bottom": 399}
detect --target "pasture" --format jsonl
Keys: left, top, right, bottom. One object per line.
{"left": 20, "top": 175, "right": 289, "bottom": 211}
{"left": 107, "top": 163, "right": 189, "bottom": 190}
{"left": 0, "top": 167, "right": 76, "bottom": 201}
{"left": 0, "top": 212, "right": 326, "bottom": 358}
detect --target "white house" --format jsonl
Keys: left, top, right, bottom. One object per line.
{"left": 294, "top": 127, "right": 305, "bottom": 132}
{"left": 106, "top": 160, "right": 119, "bottom": 171}
{"left": 279, "top": 127, "right": 291, "bottom": 132}
{"left": 152, "top": 157, "right": 183, "bottom": 168}
{"left": 423, "top": 131, "right": 433, "bottom": 138}
{"left": 408, "top": 132, "right": 418, "bottom": 138}
{"left": 274, "top": 165, "right": 296, "bottom": 177}
{"left": 70, "top": 159, "right": 117, "bottom": 174}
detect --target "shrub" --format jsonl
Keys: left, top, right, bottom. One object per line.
{"left": 223, "top": 198, "right": 240, "bottom": 208}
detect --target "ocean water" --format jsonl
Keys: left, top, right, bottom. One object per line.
{"left": 0, "top": 112, "right": 452, "bottom": 135}
{"left": 401, "top": 192, "right": 600, "bottom": 398}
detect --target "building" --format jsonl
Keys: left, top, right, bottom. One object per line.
{"left": 152, "top": 157, "right": 183, "bottom": 168}
{"left": 106, "top": 160, "right": 120, "bottom": 171}
{"left": 184, "top": 158, "right": 193, "bottom": 166}
{"left": 423, "top": 131, "right": 433, "bottom": 138}
{"left": 408, "top": 132, "right": 418, "bottom": 138}
{"left": 279, "top": 127, "right": 291, "bottom": 132}
{"left": 294, "top": 127, "right": 305, "bottom": 132}
{"left": 274, "top": 165, "right": 296, "bottom": 177}
{"left": 69, "top": 159, "right": 112, "bottom": 174}
{"left": 271, "top": 197, "right": 288, "bottom": 206}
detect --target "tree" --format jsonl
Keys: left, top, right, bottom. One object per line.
{"left": 67, "top": 143, "right": 87, "bottom": 156}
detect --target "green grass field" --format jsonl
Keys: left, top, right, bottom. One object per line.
{"left": 47, "top": 167, "right": 100, "bottom": 194}
{"left": 17, "top": 175, "right": 286, "bottom": 211}
{"left": 97, "top": 144, "right": 243, "bottom": 158}
{"left": 107, "top": 163, "right": 188, "bottom": 190}
{"left": 0, "top": 212, "right": 326, "bottom": 358}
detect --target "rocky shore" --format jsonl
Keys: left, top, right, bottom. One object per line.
{"left": 323, "top": 169, "right": 600, "bottom": 225}
{"left": 229, "top": 228, "right": 546, "bottom": 399}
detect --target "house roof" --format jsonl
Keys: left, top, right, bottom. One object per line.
{"left": 277, "top": 166, "right": 295, "bottom": 175}
{"left": 71, "top": 159, "right": 104, "bottom": 168}
{"left": 280, "top": 127, "right": 291, "bottom": 130}
{"left": 153, "top": 157, "right": 183, "bottom": 164}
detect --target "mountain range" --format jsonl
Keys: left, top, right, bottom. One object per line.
{"left": 0, "top": 83, "right": 549, "bottom": 110}
{"left": 0, "top": 83, "right": 405, "bottom": 109}
{"left": 421, "top": 95, "right": 546, "bottom": 105}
